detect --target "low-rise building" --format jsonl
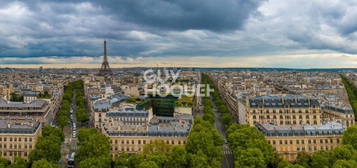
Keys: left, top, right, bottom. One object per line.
{"left": 247, "top": 95, "right": 322, "bottom": 126}
{"left": 0, "top": 120, "right": 42, "bottom": 161}
{"left": 321, "top": 105, "right": 355, "bottom": 127}
{"left": 97, "top": 105, "right": 192, "bottom": 157}
{"left": 256, "top": 122, "right": 343, "bottom": 161}
{"left": 0, "top": 95, "right": 61, "bottom": 124}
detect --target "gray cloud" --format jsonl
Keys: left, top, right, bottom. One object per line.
{"left": 2, "top": 0, "right": 357, "bottom": 68}
{"left": 95, "top": 0, "right": 263, "bottom": 31}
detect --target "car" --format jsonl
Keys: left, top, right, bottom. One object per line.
{"left": 68, "top": 152, "right": 75, "bottom": 167}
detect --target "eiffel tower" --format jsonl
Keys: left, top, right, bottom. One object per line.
{"left": 99, "top": 40, "right": 113, "bottom": 76}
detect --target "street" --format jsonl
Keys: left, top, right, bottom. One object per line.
{"left": 60, "top": 91, "right": 79, "bottom": 168}
{"left": 211, "top": 97, "right": 235, "bottom": 168}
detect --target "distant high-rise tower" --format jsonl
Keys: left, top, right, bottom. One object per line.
{"left": 99, "top": 40, "right": 112, "bottom": 76}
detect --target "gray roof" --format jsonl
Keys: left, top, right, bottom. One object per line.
{"left": 106, "top": 107, "right": 149, "bottom": 117}
{"left": 109, "top": 93, "right": 129, "bottom": 104}
{"left": 93, "top": 99, "right": 110, "bottom": 110}
{"left": 23, "top": 91, "right": 40, "bottom": 97}
{"left": 0, "top": 98, "right": 47, "bottom": 109}
{"left": 0, "top": 120, "right": 40, "bottom": 134}
{"left": 249, "top": 95, "right": 319, "bottom": 108}
{"left": 107, "top": 114, "right": 192, "bottom": 137}
{"left": 256, "top": 121, "right": 344, "bottom": 136}
{"left": 322, "top": 105, "right": 353, "bottom": 114}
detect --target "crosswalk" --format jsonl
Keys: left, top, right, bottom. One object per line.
{"left": 223, "top": 150, "right": 233, "bottom": 155}
{"left": 222, "top": 145, "right": 233, "bottom": 155}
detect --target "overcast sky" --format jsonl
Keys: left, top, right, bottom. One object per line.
{"left": 1, "top": 0, "right": 357, "bottom": 68}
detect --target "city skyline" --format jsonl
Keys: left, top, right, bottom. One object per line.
{"left": 1, "top": 0, "right": 357, "bottom": 68}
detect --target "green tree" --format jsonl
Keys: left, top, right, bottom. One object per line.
{"left": 127, "top": 154, "right": 144, "bottom": 168}
{"left": 77, "top": 128, "right": 98, "bottom": 144}
{"left": 310, "top": 150, "right": 330, "bottom": 168}
{"left": 147, "top": 152, "right": 168, "bottom": 167}
{"left": 296, "top": 151, "right": 311, "bottom": 168}
{"left": 75, "top": 128, "right": 111, "bottom": 168}
{"left": 137, "top": 161, "right": 159, "bottom": 168}
{"left": 227, "top": 124, "right": 275, "bottom": 165}
{"left": 143, "top": 140, "right": 171, "bottom": 154}
{"left": 330, "top": 145, "right": 354, "bottom": 164}
{"left": 221, "top": 113, "right": 233, "bottom": 127}
{"left": 29, "top": 136, "right": 61, "bottom": 162}
{"left": 0, "top": 158, "right": 10, "bottom": 168}
{"left": 42, "top": 125, "right": 64, "bottom": 142}
{"left": 333, "top": 160, "right": 357, "bottom": 168}
{"left": 235, "top": 148, "right": 266, "bottom": 168}
{"left": 167, "top": 146, "right": 188, "bottom": 168}
{"left": 189, "top": 152, "right": 211, "bottom": 168}
{"left": 10, "top": 93, "right": 24, "bottom": 102}
{"left": 31, "top": 159, "right": 58, "bottom": 168}
{"left": 186, "top": 118, "right": 223, "bottom": 168}
{"left": 78, "top": 156, "right": 111, "bottom": 168}
{"left": 114, "top": 153, "right": 129, "bottom": 168}
{"left": 7, "top": 157, "right": 27, "bottom": 168}
{"left": 342, "top": 125, "right": 357, "bottom": 149}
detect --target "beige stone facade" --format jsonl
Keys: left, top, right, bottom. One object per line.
{"left": 247, "top": 107, "right": 322, "bottom": 126}
{"left": 109, "top": 136, "right": 187, "bottom": 157}
{"left": 257, "top": 121, "right": 344, "bottom": 161}
{"left": 0, "top": 120, "right": 42, "bottom": 162}
{"left": 266, "top": 135, "right": 342, "bottom": 161}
